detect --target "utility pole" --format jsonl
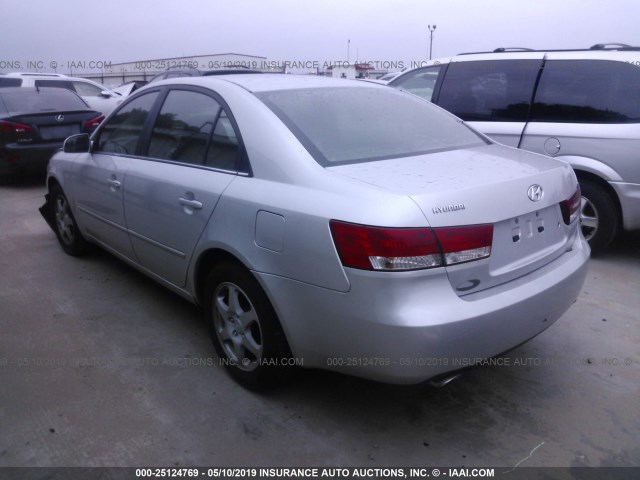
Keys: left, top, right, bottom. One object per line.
{"left": 347, "top": 39, "right": 351, "bottom": 64}
{"left": 428, "top": 25, "right": 437, "bottom": 60}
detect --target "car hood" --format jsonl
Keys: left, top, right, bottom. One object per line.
{"left": 326, "top": 143, "right": 577, "bottom": 227}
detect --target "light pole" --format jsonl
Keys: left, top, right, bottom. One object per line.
{"left": 428, "top": 25, "right": 437, "bottom": 60}
{"left": 347, "top": 39, "right": 351, "bottom": 64}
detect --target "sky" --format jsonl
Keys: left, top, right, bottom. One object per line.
{"left": 1, "top": 0, "right": 638, "bottom": 74}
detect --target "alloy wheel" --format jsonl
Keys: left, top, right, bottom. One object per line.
{"left": 54, "top": 194, "right": 75, "bottom": 246}
{"left": 580, "top": 196, "right": 599, "bottom": 241}
{"left": 213, "top": 282, "right": 263, "bottom": 372}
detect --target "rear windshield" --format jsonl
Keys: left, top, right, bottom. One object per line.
{"left": 256, "top": 87, "right": 486, "bottom": 166}
{"left": 0, "top": 88, "right": 89, "bottom": 114}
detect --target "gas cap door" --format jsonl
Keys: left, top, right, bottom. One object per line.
{"left": 543, "top": 137, "right": 561, "bottom": 156}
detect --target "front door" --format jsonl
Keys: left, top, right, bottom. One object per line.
{"left": 72, "top": 90, "right": 161, "bottom": 260}
{"left": 122, "top": 88, "right": 241, "bottom": 287}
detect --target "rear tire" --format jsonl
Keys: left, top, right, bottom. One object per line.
{"left": 204, "top": 261, "right": 296, "bottom": 390}
{"left": 51, "top": 184, "right": 89, "bottom": 256}
{"left": 578, "top": 179, "right": 618, "bottom": 254}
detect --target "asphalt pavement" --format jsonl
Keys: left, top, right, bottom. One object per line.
{"left": 1, "top": 176, "right": 638, "bottom": 469}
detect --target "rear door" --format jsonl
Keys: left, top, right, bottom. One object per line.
{"left": 519, "top": 56, "right": 640, "bottom": 187}
{"left": 72, "top": 90, "right": 161, "bottom": 260}
{"left": 435, "top": 56, "right": 544, "bottom": 147}
{"left": 122, "top": 87, "right": 239, "bottom": 288}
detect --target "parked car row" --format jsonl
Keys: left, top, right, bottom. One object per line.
{"left": 0, "top": 68, "right": 262, "bottom": 177}
{"left": 5, "top": 43, "right": 639, "bottom": 390}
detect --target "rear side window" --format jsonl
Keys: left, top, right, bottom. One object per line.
{"left": 34, "top": 79, "right": 76, "bottom": 91}
{"left": 391, "top": 66, "right": 442, "bottom": 102}
{"left": 146, "top": 89, "right": 238, "bottom": 169}
{"left": 0, "top": 77, "right": 22, "bottom": 87}
{"left": 96, "top": 92, "right": 159, "bottom": 155}
{"left": 206, "top": 111, "right": 239, "bottom": 170}
{"left": 437, "top": 60, "right": 541, "bottom": 121}
{"left": 531, "top": 60, "right": 640, "bottom": 123}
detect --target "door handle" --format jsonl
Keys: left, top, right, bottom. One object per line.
{"left": 179, "top": 198, "right": 203, "bottom": 210}
{"left": 107, "top": 179, "right": 121, "bottom": 190}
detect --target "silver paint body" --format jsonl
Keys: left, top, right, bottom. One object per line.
{"left": 46, "top": 74, "right": 589, "bottom": 384}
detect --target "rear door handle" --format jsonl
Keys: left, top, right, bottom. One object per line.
{"left": 179, "top": 198, "right": 203, "bottom": 210}
{"left": 107, "top": 179, "right": 121, "bottom": 190}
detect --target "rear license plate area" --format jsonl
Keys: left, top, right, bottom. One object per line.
{"left": 39, "top": 124, "right": 81, "bottom": 140}
{"left": 489, "top": 205, "right": 566, "bottom": 274}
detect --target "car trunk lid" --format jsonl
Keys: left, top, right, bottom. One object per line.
{"left": 3, "top": 111, "right": 96, "bottom": 143}
{"left": 327, "top": 144, "right": 581, "bottom": 295}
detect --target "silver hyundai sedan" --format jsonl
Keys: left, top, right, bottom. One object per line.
{"left": 40, "top": 74, "right": 589, "bottom": 389}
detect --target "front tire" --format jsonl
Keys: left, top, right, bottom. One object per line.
{"left": 51, "top": 184, "right": 89, "bottom": 256}
{"left": 578, "top": 179, "right": 618, "bottom": 254}
{"left": 204, "top": 262, "right": 295, "bottom": 390}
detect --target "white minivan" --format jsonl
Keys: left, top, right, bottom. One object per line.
{"left": 389, "top": 44, "right": 640, "bottom": 252}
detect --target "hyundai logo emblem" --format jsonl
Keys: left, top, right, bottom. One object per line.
{"left": 527, "top": 184, "right": 544, "bottom": 202}
{"left": 55, "top": 114, "right": 65, "bottom": 122}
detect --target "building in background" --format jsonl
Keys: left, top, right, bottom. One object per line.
{"left": 325, "top": 63, "right": 384, "bottom": 80}
{"left": 56, "top": 53, "right": 270, "bottom": 86}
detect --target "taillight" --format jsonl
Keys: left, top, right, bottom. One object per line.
{"left": 83, "top": 115, "right": 104, "bottom": 131}
{"left": 330, "top": 220, "right": 493, "bottom": 271}
{"left": 0, "top": 120, "right": 35, "bottom": 142}
{"left": 560, "top": 185, "right": 581, "bottom": 225}
{"left": 434, "top": 225, "right": 493, "bottom": 265}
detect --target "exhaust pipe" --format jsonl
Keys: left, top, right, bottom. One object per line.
{"left": 428, "top": 372, "right": 463, "bottom": 388}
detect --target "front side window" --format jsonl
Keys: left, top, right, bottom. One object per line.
{"left": 391, "top": 66, "right": 442, "bottom": 102}
{"left": 146, "top": 89, "right": 237, "bottom": 168}
{"left": 34, "top": 79, "right": 75, "bottom": 92}
{"left": 531, "top": 60, "right": 640, "bottom": 123}
{"left": 257, "top": 87, "right": 486, "bottom": 166}
{"left": 437, "top": 60, "right": 541, "bottom": 122}
{"left": 96, "top": 92, "right": 159, "bottom": 155}
{"left": 73, "top": 81, "right": 105, "bottom": 97}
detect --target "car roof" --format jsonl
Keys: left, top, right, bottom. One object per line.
{"left": 1, "top": 72, "right": 110, "bottom": 85}
{"left": 2, "top": 72, "right": 68, "bottom": 78}
{"left": 151, "top": 73, "right": 386, "bottom": 93}
{"left": 459, "top": 43, "right": 640, "bottom": 55}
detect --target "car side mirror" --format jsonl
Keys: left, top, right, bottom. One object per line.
{"left": 63, "top": 134, "right": 91, "bottom": 153}
{"left": 100, "top": 90, "right": 113, "bottom": 98}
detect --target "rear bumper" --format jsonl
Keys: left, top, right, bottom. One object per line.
{"left": 0, "top": 144, "right": 62, "bottom": 175}
{"left": 610, "top": 181, "right": 640, "bottom": 231}
{"left": 255, "top": 233, "right": 589, "bottom": 384}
